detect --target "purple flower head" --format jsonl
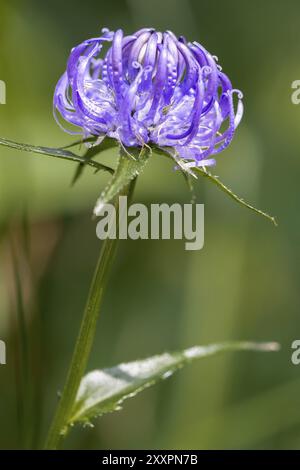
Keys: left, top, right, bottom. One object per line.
{"left": 54, "top": 28, "right": 243, "bottom": 168}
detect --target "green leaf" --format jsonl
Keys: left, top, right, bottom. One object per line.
{"left": 71, "top": 141, "right": 116, "bottom": 186}
{"left": 62, "top": 136, "right": 118, "bottom": 185}
{"left": 155, "top": 146, "right": 277, "bottom": 226}
{"left": 0, "top": 136, "right": 114, "bottom": 175}
{"left": 93, "top": 146, "right": 151, "bottom": 216}
{"left": 194, "top": 167, "right": 277, "bottom": 226}
{"left": 69, "top": 341, "right": 279, "bottom": 426}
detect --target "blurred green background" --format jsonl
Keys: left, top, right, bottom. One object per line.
{"left": 0, "top": 0, "right": 299, "bottom": 450}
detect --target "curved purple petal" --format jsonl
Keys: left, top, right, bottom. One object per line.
{"left": 53, "top": 27, "right": 243, "bottom": 164}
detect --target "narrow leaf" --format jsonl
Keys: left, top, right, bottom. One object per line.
{"left": 0, "top": 136, "right": 113, "bottom": 174}
{"left": 155, "top": 146, "right": 277, "bottom": 226}
{"left": 69, "top": 341, "right": 279, "bottom": 426}
{"left": 64, "top": 136, "right": 118, "bottom": 185}
{"left": 194, "top": 167, "right": 277, "bottom": 226}
{"left": 71, "top": 143, "right": 115, "bottom": 186}
{"left": 93, "top": 146, "right": 151, "bottom": 216}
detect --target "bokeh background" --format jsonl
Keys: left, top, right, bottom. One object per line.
{"left": 0, "top": 0, "right": 299, "bottom": 450}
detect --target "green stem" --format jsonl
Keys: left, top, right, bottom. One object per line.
{"left": 44, "top": 179, "right": 136, "bottom": 450}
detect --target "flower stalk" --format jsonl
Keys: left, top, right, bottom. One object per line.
{"left": 45, "top": 175, "right": 136, "bottom": 450}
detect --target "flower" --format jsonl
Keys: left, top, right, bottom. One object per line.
{"left": 54, "top": 28, "right": 243, "bottom": 168}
